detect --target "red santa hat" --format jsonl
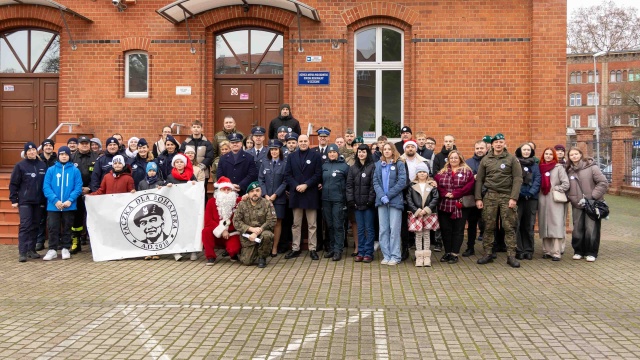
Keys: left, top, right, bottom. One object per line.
{"left": 215, "top": 176, "right": 235, "bottom": 190}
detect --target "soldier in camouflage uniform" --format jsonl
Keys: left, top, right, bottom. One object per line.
{"left": 233, "top": 181, "right": 276, "bottom": 268}
{"left": 474, "top": 133, "right": 523, "bottom": 268}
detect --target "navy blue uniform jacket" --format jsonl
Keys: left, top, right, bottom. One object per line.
{"left": 285, "top": 149, "right": 322, "bottom": 209}
{"left": 9, "top": 158, "right": 47, "bottom": 205}
{"left": 259, "top": 158, "right": 287, "bottom": 206}
{"left": 216, "top": 149, "right": 258, "bottom": 195}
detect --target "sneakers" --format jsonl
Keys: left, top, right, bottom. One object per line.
{"left": 61, "top": 249, "right": 71, "bottom": 260}
{"left": 586, "top": 256, "right": 596, "bottom": 262}
{"left": 387, "top": 260, "right": 399, "bottom": 266}
{"left": 174, "top": 254, "right": 183, "bottom": 261}
{"left": 572, "top": 254, "right": 582, "bottom": 260}
{"left": 43, "top": 250, "right": 58, "bottom": 261}
{"left": 374, "top": 241, "right": 380, "bottom": 251}
{"left": 380, "top": 259, "right": 389, "bottom": 265}
{"left": 206, "top": 258, "right": 216, "bottom": 266}
{"left": 190, "top": 252, "right": 198, "bottom": 261}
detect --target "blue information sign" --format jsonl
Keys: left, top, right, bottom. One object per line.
{"left": 298, "top": 71, "right": 330, "bottom": 85}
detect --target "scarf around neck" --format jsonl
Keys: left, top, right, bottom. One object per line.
{"left": 171, "top": 157, "right": 194, "bottom": 181}
{"left": 539, "top": 161, "right": 556, "bottom": 195}
{"left": 518, "top": 157, "right": 535, "bottom": 185}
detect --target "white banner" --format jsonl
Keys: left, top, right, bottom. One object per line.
{"left": 85, "top": 183, "right": 205, "bottom": 262}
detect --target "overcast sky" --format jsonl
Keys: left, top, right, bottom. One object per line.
{"left": 568, "top": 0, "right": 639, "bottom": 19}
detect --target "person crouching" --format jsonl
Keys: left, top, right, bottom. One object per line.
{"left": 201, "top": 177, "right": 242, "bottom": 265}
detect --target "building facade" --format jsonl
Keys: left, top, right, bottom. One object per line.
{"left": 0, "top": 0, "right": 567, "bottom": 170}
{"left": 567, "top": 50, "right": 640, "bottom": 138}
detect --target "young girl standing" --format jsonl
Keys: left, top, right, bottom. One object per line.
{"left": 405, "top": 163, "right": 439, "bottom": 267}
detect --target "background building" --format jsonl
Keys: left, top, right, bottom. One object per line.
{"left": 0, "top": 0, "right": 567, "bottom": 171}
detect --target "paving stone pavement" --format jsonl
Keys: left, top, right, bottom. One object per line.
{"left": 1, "top": 195, "right": 639, "bottom": 359}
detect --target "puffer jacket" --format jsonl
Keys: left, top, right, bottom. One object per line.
{"left": 42, "top": 160, "right": 83, "bottom": 211}
{"left": 322, "top": 157, "right": 350, "bottom": 202}
{"left": 155, "top": 150, "right": 178, "bottom": 180}
{"left": 373, "top": 159, "right": 407, "bottom": 210}
{"left": 128, "top": 153, "right": 156, "bottom": 189}
{"left": 346, "top": 161, "right": 376, "bottom": 210}
{"left": 90, "top": 166, "right": 135, "bottom": 195}
{"left": 566, "top": 158, "right": 609, "bottom": 208}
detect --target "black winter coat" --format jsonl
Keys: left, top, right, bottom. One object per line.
{"left": 432, "top": 145, "right": 457, "bottom": 174}
{"left": 90, "top": 150, "right": 124, "bottom": 192}
{"left": 268, "top": 115, "right": 301, "bottom": 140}
{"left": 156, "top": 150, "right": 178, "bottom": 181}
{"left": 9, "top": 158, "right": 47, "bottom": 205}
{"left": 39, "top": 152, "right": 57, "bottom": 168}
{"left": 71, "top": 150, "right": 99, "bottom": 187}
{"left": 346, "top": 161, "right": 376, "bottom": 210}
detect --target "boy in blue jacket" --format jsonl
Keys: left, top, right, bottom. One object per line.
{"left": 42, "top": 146, "right": 83, "bottom": 261}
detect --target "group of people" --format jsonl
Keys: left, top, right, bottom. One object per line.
{"left": 10, "top": 103, "right": 609, "bottom": 268}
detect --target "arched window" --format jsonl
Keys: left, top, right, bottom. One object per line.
{"left": 570, "top": 72, "right": 577, "bottom": 83}
{"left": 125, "top": 51, "right": 148, "bottom": 98}
{"left": 588, "top": 71, "right": 593, "bottom": 83}
{"left": 215, "top": 29, "right": 284, "bottom": 75}
{"left": 355, "top": 26, "right": 403, "bottom": 138}
{"left": 569, "top": 93, "right": 582, "bottom": 106}
{"left": 576, "top": 71, "right": 582, "bottom": 84}
{"left": 0, "top": 29, "right": 59, "bottom": 73}
{"left": 617, "top": 70, "right": 622, "bottom": 82}
{"left": 610, "top": 70, "right": 617, "bottom": 82}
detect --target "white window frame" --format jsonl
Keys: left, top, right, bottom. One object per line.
{"left": 588, "top": 114, "right": 597, "bottom": 127}
{"left": 570, "top": 115, "right": 580, "bottom": 128}
{"left": 125, "top": 51, "right": 149, "bottom": 98}
{"left": 354, "top": 26, "right": 404, "bottom": 139}
{"left": 587, "top": 92, "right": 599, "bottom": 106}
{"left": 609, "top": 92, "right": 622, "bottom": 106}
{"left": 629, "top": 114, "right": 639, "bottom": 126}
{"left": 611, "top": 115, "right": 621, "bottom": 126}
{"left": 570, "top": 93, "right": 582, "bottom": 107}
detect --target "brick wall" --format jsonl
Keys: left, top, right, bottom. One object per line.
{"left": 0, "top": 0, "right": 567, "bottom": 156}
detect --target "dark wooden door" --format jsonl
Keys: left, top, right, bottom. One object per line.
{"left": 215, "top": 78, "right": 283, "bottom": 137}
{"left": 0, "top": 77, "right": 58, "bottom": 170}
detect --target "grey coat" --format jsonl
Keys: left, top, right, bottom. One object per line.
{"left": 537, "top": 164, "right": 570, "bottom": 239}
{"left": 566, "top": 158, "right": 608, "bottom": 209}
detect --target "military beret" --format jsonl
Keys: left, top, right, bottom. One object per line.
{"left": 491, "top": 133, "right": 505, "bottom": 143}
{"left": 134, "top": 204, "right": 164, "bottom": 226}
{"left": 482, "top": 135, "right": 493, "bottom": 144}
{"left": 352, "top": 136, "right": 364, "bottom": 144}
{"left": 246, "top": 181, "right": 260, "bottom": 193}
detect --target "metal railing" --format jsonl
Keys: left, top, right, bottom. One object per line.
{"left": 21, "top": 122, "right": 80, "bottom": 158}
{"left": 585, "top": 140, "right": 612, "bottom": 182}
{"left": 623, "top": 139, "right": 640, "bottom": 187}
{"left": 170, "top": 123, "right": 187, "bottom": 135}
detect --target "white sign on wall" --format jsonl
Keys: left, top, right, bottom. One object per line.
{"left": 4, "top": 85, "right": 14, "bottom": 91}
{"left": 176, "top": 86, "right": 191, "bottom": 95}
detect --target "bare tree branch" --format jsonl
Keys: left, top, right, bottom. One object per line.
{"left": 568, "top": 0, "right": 640, "bottom": 53}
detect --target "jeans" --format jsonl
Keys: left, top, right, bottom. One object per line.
{"left": 48, "top": 211, "right": 75, "bottom": 250}
{"left": 378, "top": 205, "right": 402, "bottom": 262}
{"left": 322, "top": 200, "right": 345, "bottom": 254}
{"left": 355, "top": 208, "right": 376, "bottom": 258}
{"left": 18, "top": 204, "right": 43, "bottom": 254}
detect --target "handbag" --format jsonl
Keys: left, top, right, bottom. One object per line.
{"left": 460, "top": 194, "right": 476, "bottom": 208}
{"left": 552, "top": 190, "right": 567, "bottom": 203}
{"left": 407, "top": 212, "right": 423, "bottom": 232}
{"left": 573, "top": 174, "right": 610, "bottom": 220}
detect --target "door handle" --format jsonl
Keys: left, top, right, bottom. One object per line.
{"left": 32, "top": 120, "right": 37, "bottom": 130}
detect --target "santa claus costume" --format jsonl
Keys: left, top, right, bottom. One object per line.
{"left": 202, "top": 176, "right": 242, "bottom": 264}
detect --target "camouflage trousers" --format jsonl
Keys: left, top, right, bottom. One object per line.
{"left": 239, "top": 231, "right": 274, "bottom": 266}
{"left": 481, "top": 191, "right": 518, "bottom": 256}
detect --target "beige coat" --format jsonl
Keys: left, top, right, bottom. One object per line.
{"left": 566, "top": 158, "right": 609, "bottom": 208}
{"left": 537, "top": 164, "right": 570, "bottom": 239}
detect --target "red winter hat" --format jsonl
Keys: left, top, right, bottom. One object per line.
{"left": 215, "top": 176, "right": 234, "bottom": 190}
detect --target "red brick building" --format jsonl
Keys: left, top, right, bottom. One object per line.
{"left": 0, "top": 0, "right": 567, "bottom": 171}
{"left": 566, "top": 50, "right": 640, "bottom": 138}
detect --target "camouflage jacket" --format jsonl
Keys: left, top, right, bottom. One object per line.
{"left": 232, "top": 197, "right": 277, "bottom": 235}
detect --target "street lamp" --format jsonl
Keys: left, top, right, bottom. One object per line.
{"left": 593, "top": 50, "right": 607, "bottom": 168}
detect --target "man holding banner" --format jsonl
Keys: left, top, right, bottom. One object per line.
{"left": 233, "top": 182, "right": 276, "bottom": 268}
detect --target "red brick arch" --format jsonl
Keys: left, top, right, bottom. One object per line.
{"left": 341, "top": 2, "right": 419, "bottom": 28}
{"left": 121, "top": 37, "right": 151, "bottom": 52}
{"left": 198, "top": 5, "right": 295, "bottom": 32}
{"left": 0, "top": 5, "right": 64, "bottom": 33}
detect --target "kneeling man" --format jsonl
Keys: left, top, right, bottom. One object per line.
{"left": 233, "top": 182, "right": 276, "bottom": 268}
{"left": 202, "top": 176, "right": 241, "bottom": 265}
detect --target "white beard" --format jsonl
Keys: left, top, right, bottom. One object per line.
{"left": 215, "top": 190, "right": 237, "bottom": 222}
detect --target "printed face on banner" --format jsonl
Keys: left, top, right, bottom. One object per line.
{"left": 121, "top": 194, "right": 179, "bottom": 250}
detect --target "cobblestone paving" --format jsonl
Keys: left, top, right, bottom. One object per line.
{"left": 1, "top": 195, "right": 639, "bottom": 359}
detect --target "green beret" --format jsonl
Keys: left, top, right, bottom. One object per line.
{"left": 482, "top": 135, "right": 492, "bottom": 144}
{"left": 352, "top": 136, "right": 364, "bottom": 144}
{"left": 246, "top": 181, "right": 260, "bottom": 193}
{"left": 491, "top": 133, "right": 505, "bottom": 143}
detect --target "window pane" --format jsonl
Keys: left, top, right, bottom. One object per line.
{"left": 34, "top": 35, "right": 59, "bottom": 73}
{"left": 250, "top": 30, "right": 274, "bottom": 72}
{"left": 382, "top": 28, "right": 401, "bottom": 62}
{"left": 356, "top": 29, "right": 376, "bottom": 62}
{"left": 30, "top": 30, "right": 54, "bottom": 71}
{"left": 215, "top": 30, "right": 249, "bottom": 74}
{"left": 128, "top": 53, "right": 147, "bottom": 93}
{"left": 5, "top": 30, "right": 27, "bottom": 69}
{"left": 254, "top": 35, "right": 283, "bottom": 75}
{"left": 381, "top": 70, "right": 402, "bottom": 138}
{"left": 0, "top": 38, "right": 24, "bottom": 73}
{"left": 356, "top": 70, "right": 376, "bottom": 136}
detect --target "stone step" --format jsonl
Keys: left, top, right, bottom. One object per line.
{"left": 0, "top": 210, "right": 19, "bottom": 222}
{"left": 0, "top": 233, "right": 18, "bottom": 245}
{"left": 0, "top": 221, "right": 19, "bottom": 235}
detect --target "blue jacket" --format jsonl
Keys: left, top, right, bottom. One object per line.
{"left": 322, "top": 158, "right": 349, "bottom": 202}
{"left": 285, "top": 148, "right": 322, "bottom": 209}
{"left": 519, "top": 162, "right": 541, "bottom": 200}
{"left": 248, "top": 146, "right": 269, "bottom": 169}
{"left": 43, "top": 161, "right": 83, "bottom": 212}
{"left": 128, "top": 154, "right": 158, "bottom": 189}
{"left": 155, "top": 150, "right": 178, "bottom": 181}
{"left": 9, "top": 158, "right": 47, "bottom": 205}
{"left": 373, "top": 159, "right": 407, "bottom": 210}
{"left": 217, "top": 149, "right": 258, "bottom": 195}
{"left": 259, "top": 158, "right": 287, "bottom": 206}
